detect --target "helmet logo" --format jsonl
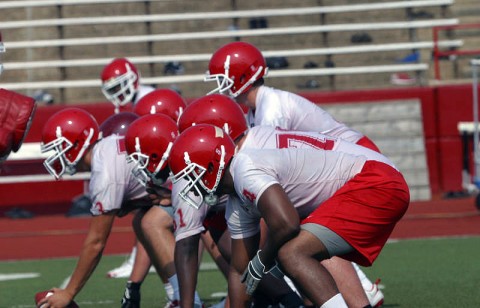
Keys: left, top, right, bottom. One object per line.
{"left": 214, "top": 126, "right": 224, "bottom": 138}
{"left": 242, "top": 189, "right": 256, "bottom": 203}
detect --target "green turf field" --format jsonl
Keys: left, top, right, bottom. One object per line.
{"left": 1, "top": 236, "right": 479, "bottom": 307}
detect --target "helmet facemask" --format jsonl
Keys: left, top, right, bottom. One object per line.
{"left": 101, "top": 63, "right": 138, "bottom": 111}
{"left": 127, "top": 136, "right": 172, "bottom": 187}
{"left": 205, "top": 55, "right": 235, "bottom": 96}
{"left": 170, "top": 145, "right": 227, "bottom": 209}
{"left": 205, "top": 55, "right": 268, "bottom": 98}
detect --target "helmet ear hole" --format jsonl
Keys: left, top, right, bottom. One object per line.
{"left": 72, "top": 140, "right": 80, "bottom": 150}
{"left": 207, "top": 162, "right": 215, "bottom": 174}
{"left": 239, "top": 75, "right": 246, "bottom": 84}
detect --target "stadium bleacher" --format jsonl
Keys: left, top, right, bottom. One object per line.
{"left": 0, "top": 0, "right": 462, "bottom": 102}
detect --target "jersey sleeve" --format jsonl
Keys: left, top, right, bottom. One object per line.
{"left": 225, "top": 195, "right": 261, "bottom": 239}
{"left": 88, "top": 141, "right": 127, "bottom": 216}
{"left": 231, "top": 151, "right": 278, "bottom": 208}
{"left": 89, "top": 171, "right": 126, "bottom": 216}
{"left": 172, "top": 180, "right": 208, "bottom": 241}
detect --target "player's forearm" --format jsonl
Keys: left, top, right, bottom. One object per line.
{"left": 175, "top": 235, "right": 200, "bottom": 307}
{"left": 66, "top": 240, "right": 105, "bottom": 297}
{"left": 228, "top": 267, "right": 252, "bottom": 307}
{"left": 259, "top": 221, "right": 298, "bottom": 271}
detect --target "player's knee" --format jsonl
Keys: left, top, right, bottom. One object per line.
{"left": 132, "top": 209, "right": 146, "bottom": 233}
{"left": 141, "top": 207, "right": 173, "bottom": 232}
{"left": 277, "top": 242, "right": 302, "bottom": 275}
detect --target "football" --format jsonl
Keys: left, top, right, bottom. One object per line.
{"left": 34, "top": 290, "right": 79, "bottom": 308}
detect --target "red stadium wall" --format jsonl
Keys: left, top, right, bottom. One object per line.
{"left": 0, "top": 85, "right": 476, "bottom": 215}
{"left": 300, "top": 83, "right": 475, "bottom": 195}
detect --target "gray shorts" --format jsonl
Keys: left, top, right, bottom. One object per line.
{"left": 158, "top": 204, "right": 175, "bottom": 218}
{"left": 301, "top": 223, "right": 354, "bottom": 257}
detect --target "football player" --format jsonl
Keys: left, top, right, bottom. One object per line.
{"left": 205, "top": 41, "right": 384, "bottom": 307}
{"left": 101, "top": 57, "right": 155, "bottom": 114}
{"left": 37, "top": 108, "right": 198, "bottom": 308}
{"left": 168, "top": 123, "right": 410, "bottom": 308}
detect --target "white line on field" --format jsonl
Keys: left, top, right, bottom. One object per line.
{"left": 0, "top": 272, "right": 40, "bottom": 281}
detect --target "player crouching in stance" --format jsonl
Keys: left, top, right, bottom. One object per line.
{"left": 37, "top": 108, "right": 192, "bottom": 308}
{"left": 168, "top": 124, "right": 410, "bottom": 308}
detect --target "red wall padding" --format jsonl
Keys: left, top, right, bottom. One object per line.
{"left": 300, "top": 84, "right": 477, "bottom": 194}
{"left": 1, "top": 85, "right": 478, "bottom": 215}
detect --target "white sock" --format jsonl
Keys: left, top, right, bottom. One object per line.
{"left": 167, "top": 274, "right": 179, "bottom": 301}
{"left": 167, "top": 274, "right": 201, "bottom": 305}
{"left": 127, "top": 246, "right": 137, "bottom": 264}
{"left": 320, "top": 293, "right": 348, "bottom": 308}
{"left": 194, "top": 291, "right": 202, "bottom": 307}
{"left": 164, "top": 282, "right": 174, "bottom": 301}
{"left": 352, "top": 262, "right": 373, "bottom": 290}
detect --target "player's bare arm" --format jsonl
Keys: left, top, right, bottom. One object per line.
{"left": 39, "top": 213, "right": 116, "bottom": 307}
{"left": 175, "top": 234, "right": 201, "bottom": 308}
{"left": 229, "top": 233, "right": 260, "bottom": 307}
{"left": 256, "top": 184, "right": 300, "bottom": 268}
{"left": 67, "top": 213, "right": 116, "bottom": 292}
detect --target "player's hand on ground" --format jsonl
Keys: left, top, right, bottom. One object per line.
{"left": 36, "top": 288, "right": 76, "bottom": 308}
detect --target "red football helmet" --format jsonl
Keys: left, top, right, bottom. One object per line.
{"left": 133, "top": 88, "right": 186, "bottom": 122}
{"left": 101, "top": 58, "right": 140, "bottom": 110}
{"left": 205, "top": 41, "right": 268, "bottom": 98}
{"left": 99, "top": 111, "right": 139, "bottom": 137}
{"left": 169, "top": 124, "right": 236, "bottom": 209}
{"left": 178, "top": 94, "right": 248, "bottom": 141}
{"left": 41, "top": 108, "right": 100, "bottom": 179}
{"left": 125, "top": 113, "right": 179, "bottom": 187}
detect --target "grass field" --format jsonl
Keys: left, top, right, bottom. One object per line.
{"left": 1, "top": 236, "right": 480, "bottom": 307}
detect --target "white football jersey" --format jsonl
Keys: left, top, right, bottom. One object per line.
{"left": 226, "top": 126, "right": 396, "bottom": 239}
{"left": 242, "top": 126, "right": 395, "bottom": 168}
{"left": 172, "top": 177, "right": 228, "bottom": 241}
{"left": 247, "top": 86, "right": 363, "bottom": 143}
{"left": 89, "top": 135, "right": 147, "bottom": 216}
{"left": 228, "top": 147, "right": 366, "bottom": 238}
{"left": 173, "top": 126, "right": 395, "bottom": 240}
{"left": 134, "top": 84, "right": 155, "bottom": 105}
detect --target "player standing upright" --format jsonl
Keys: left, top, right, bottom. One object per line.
{"left": 101, "top": 58, "right": 155, "bottom": 114}
{"left": 99, "top": 58, "right": 159, "bottom": 288}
